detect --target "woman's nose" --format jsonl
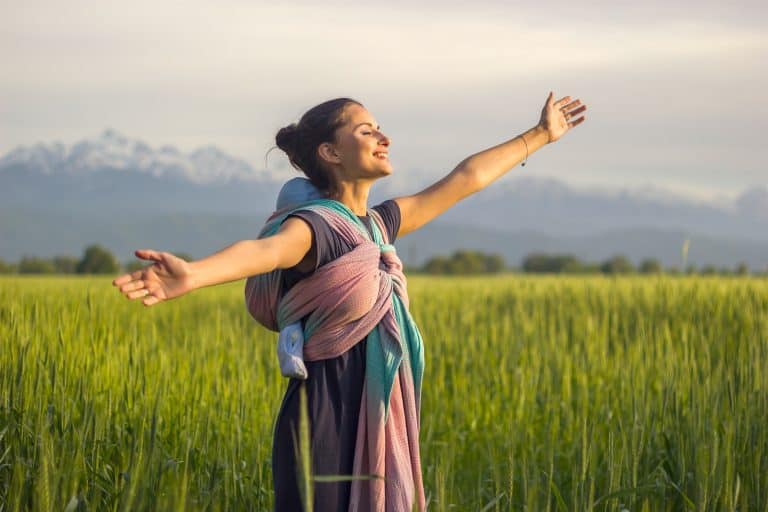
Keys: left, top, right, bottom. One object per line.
{"left": 378, "top": 131, "right": 391, "bottom": 146}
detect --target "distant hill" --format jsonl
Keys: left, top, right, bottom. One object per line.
{"left": 397, "top": 223, "right": 768, "bottom": 271}
{"left": 2, "top": 208, "right": 765, "bottom": 271}
{"left": 1, "top": 130, "right": 766, "bottom": 269}
{"left": 0, "top": 208, "right": 270, "bottom": 263}
{"left": 436, "top": 176, "right": 768, "bottom": 241}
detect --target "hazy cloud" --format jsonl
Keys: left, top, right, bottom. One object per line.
{"left": 2, "top": 0, "right": 766, "bottom": 197}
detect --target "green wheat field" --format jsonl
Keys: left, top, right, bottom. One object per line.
{"left": 1, "top": 275, "right": 767, "bottom": 511}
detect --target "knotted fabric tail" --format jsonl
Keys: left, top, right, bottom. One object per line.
{"left": 350, "top": 338, "right": 425, "bottom": 512}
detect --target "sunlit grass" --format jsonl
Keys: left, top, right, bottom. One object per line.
{"left": 1, "top": 275, "right": 766, "bottom": 510}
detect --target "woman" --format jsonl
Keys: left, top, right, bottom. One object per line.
{"left": 113, "top": 93, "right": 586, "bottom": 511}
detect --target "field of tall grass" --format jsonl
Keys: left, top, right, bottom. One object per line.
{"left": 1, "top": 275, "right": 767, "bottom": 510}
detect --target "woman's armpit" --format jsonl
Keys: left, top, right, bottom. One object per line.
{"left": 275, "top": 216, "right": 315, "bottom": 270}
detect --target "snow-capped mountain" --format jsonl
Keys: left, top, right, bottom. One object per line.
{"left": 1, "top": 131, "right": 766, "bottom": 230}
{"left": 0, "top": 129, "right": 275, "bottom": 184}
{"left": 1, "top": 131, "right": 766, "bottom": 268}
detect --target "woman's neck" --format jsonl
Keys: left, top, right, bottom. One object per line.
{"left": 329, "top": 180, "right": 374, "bottom": 216}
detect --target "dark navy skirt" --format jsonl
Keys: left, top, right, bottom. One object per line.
{"left": 272, "top": 338, "right": 367, "bottom": 512}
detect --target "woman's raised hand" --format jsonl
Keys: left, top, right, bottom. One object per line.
{"left": 538, "top": 91, "right": 587, "bottom": 144}
{"left": 112, "top": 249, "right": 195, "bottom": 306}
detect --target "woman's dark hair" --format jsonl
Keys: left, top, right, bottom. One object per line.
{"left": 275, "top": 98, "right": 362, "bottom": 193}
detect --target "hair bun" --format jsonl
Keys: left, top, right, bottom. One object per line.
{"left": 275, "top": 123, "right": 301, "bottom": 159}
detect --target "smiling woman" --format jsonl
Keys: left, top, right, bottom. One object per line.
{"left": 113, "top": 92, "right": 586, "bottom": 511}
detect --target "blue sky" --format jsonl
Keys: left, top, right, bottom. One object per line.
{"left": 1, "top": 0, "right": 766, "bottom": 200}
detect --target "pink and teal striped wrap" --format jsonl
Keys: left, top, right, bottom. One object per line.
{"left": 244, "top": 199, "right": 426, "bottom": 511}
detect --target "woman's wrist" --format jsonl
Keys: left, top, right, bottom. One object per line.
{"left": 528, "top": 124, "right": 551, "bottom": 147}
{"left": 187, "top": 261, "right": 204, "bottom": 291}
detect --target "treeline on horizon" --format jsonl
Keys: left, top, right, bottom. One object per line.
{"left": 0, "top": 245, "right": 763, "bottom": 277}
{"left": 415, "top": 250, "right": 761, "bottom": 276}
{"left": 0, "top": 245, "right": 193, "bottom": 275}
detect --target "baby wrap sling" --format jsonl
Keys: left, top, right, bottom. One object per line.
{"left": 245, "top": 197, "right": 426, "bottom": 512}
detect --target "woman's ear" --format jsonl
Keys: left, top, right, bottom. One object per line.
{"left": 317, "top": 143, "right": 341, "bottom": 166}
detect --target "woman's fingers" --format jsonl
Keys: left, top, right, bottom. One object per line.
{"left": 564, "top": 105, "right": 587, "bottom": 119}
{"left": 118, "top": 279, "right": 144, "bottom": 293}
{"left": 143, "top": 295, "right": 161, "bottom": 307}
{"left": 126, "top": 288, "right": 150, "bottom": 300}
{"left": 560, "top": 100, "right": 583, "bottom": 117}
{"left": 561, "top": 99, "right": 581, "bottom": 110}
{"left": 569, "top": 115, "right": 587, "bottom": 128}
{"left": 121, "top": 278, "right": 168, "bottom": 299}
{"left": 135, "top": 249, "right": 164, "bottom": 262}
{"left": 113, "top": 269, "right": 143, "bottom": 286}
{"left": 113, "top": 274, "right": 130, "bottom": 286}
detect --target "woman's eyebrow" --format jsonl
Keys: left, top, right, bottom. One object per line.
{"left": 354, "top": 122, "right": 380, "bottom": 130}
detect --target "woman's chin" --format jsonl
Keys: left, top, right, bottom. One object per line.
{"left": 362, "top": 162, "right": 393, "bottom": 180}
{"left": 378, "top": 162, "right": 394, "bottom": 176}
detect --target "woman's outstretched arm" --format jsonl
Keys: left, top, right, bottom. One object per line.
{"left": 394, "top": 91, "right": 587, "bottom": 237}
{"left": 113, "top": 217, "right": 312, "bottom": 306}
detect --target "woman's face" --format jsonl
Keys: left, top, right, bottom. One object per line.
{"left": 326, "top": 103, "right": 392, "bottom": 180}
